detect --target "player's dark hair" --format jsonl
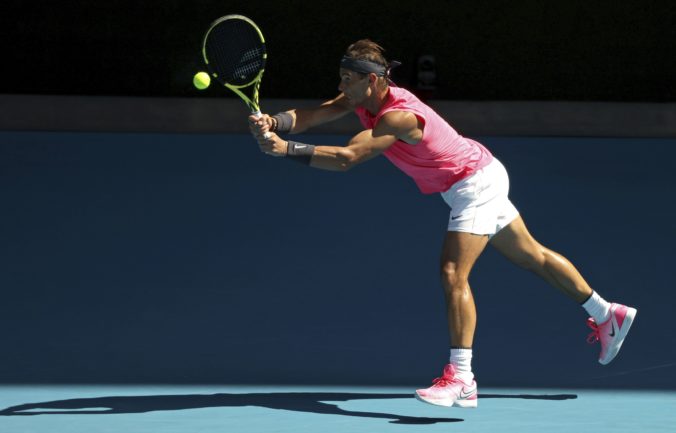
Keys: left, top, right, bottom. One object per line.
{"left": 345, "top": 39, "right": 388, "bottom": 68}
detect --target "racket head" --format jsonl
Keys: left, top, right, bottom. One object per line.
{"left": 202, "top": 15, "right": 266, "bottom": 88}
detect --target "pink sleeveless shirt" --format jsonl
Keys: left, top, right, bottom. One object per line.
{"left": 355, "top": 87, "right": 493, "bottom": 194}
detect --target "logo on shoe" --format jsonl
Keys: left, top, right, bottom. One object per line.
{"left": 609, "top": 322, "right": 616, "bottom": 337}
{"left": 459, "top": 386, "right": 477, "bottom": 399}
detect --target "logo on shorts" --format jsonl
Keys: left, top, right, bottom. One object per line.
{"left": 451, "top": 215, "right": 463, "bottom": 220}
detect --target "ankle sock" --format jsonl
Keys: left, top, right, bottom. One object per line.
{"left": 582, "top": 291, "right": 611, "bottom": 324}
{"left": 450, "top": 348, "right": 474, "bottom": 383}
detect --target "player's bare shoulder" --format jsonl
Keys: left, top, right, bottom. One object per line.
{"left": 377, "top": 111, "right": 424, "bottom": 144}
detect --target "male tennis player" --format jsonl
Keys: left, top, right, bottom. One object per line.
{"left": 249, "top": 39, "right": 637, "bottom": 408}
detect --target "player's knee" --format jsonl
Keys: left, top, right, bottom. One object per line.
{"left": 440, "top": 264, "right": 469, "bottom": 292}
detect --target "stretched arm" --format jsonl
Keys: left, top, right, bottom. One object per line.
{"left": 255, "top": 94, "right": 352, "bottom": 134}
{"left": 252, "top": 110, "right": 421, "bottom": 171}
{"left": 290, "top": 94, "right": 352, "bottom": 133}
{"left": 309, "top": 127, "right": 395, "bottom": 171}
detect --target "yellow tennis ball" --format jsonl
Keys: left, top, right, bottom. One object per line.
{"left": 193, "top": 72, "right": 211, "bottom": 90}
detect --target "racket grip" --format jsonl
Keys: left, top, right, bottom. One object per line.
{"left": 252, "top": 110, "right": 271, "bottom": 139}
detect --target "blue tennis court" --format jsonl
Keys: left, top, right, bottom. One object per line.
{"left": 1, "top": 386, "right": 675, "bottom": 432}
{"left": 1, "top": 131, "right": 675, "bottom": 432}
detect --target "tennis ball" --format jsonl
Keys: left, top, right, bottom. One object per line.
{"left": 193, "top": 72, "right": 211, "bottom": 90}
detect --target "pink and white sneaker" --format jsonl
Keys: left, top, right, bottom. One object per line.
{"left": 414, "top": 364, "right": 478, "bottom": 408}
{"left": 587, "top": 303, "right": 637, "bottom": 365}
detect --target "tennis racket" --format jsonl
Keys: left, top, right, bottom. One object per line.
{"left": 202, "top": 15, "right": 267, "bottom": 118}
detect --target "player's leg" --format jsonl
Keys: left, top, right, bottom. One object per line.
{"left": 440, "top": 231, "right": 489, "bottom": 349}
{"left": 490, "top": 216, "right": 637, "bottom": 364}
{"left": 415, "top": 230, "right": 487, "bottom": 408}
{"left": 489, "top": 215, "right": 592, "bottom": 302}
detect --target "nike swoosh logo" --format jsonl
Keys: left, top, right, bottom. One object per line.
{"left": 451, "top": 215, "right": 463, "bottom": 220}
{"left": 609, "top": 322, "right": 616, "bottom": 337}
{"left": 459, "top": 387, "right": 477, "bottom": 399}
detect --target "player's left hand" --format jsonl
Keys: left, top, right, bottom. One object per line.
{"left": 255, "top": 131, "right": 288, "bottom": 157}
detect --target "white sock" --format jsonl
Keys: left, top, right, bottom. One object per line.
{"left": 450, "top": 348, "right": 474, "bottom": 383}
{"left": 582, "top": 291, "right": 611, "bottom": 324}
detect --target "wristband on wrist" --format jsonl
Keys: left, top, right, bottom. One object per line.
{"left": 286, "top": 140, "right": 315, "bottom": 165}
{"left": 272, "top": 112, "right": 293, "bottom": 133}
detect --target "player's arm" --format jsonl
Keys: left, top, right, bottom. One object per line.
{"left": 288, "top": 93, "right": 351, "bottom": 133}
{"left": 250, "top": 94, "right": 351, "bottom": 135}
{"left": 255, "top": 111, "right": 419, "bottom": 171}
{"left": 309, "top": 126, "right": 394, "bottom": 171}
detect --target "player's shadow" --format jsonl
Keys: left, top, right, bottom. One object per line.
{"left": 0, "top": 391, "right": 577, "bottom": 425}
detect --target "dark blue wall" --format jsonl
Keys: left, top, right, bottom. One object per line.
{"left": 1, "top": 132, "right": 674, "bottom": 388}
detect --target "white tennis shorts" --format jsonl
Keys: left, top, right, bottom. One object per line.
{"left": 440, "top": 158, "right": 519, "bottom": 237}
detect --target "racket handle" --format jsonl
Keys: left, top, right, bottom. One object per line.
{"left": 252, "top": 110, "right": 271, "bottom": 139}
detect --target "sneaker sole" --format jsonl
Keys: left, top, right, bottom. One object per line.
{"left": 414, "top": 392, "right": 478, "bottom": 408}
{"left": 600, "top": 307, "right": 637, "bottom": 365}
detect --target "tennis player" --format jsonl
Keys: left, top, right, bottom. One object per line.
{"left": 249, "top": 39, "right": 637, "bottom": 408}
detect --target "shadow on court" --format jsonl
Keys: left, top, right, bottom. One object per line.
{"left": 0, "top": 392, "right": 577, "bottom": 424}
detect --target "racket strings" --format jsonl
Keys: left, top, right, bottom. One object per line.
{"left": 206, "top": 20, "right": 265, "bottom": 86}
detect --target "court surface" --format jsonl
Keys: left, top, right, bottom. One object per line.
{"left": 1, "top": 385, "right": 675, "bottom": 433}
